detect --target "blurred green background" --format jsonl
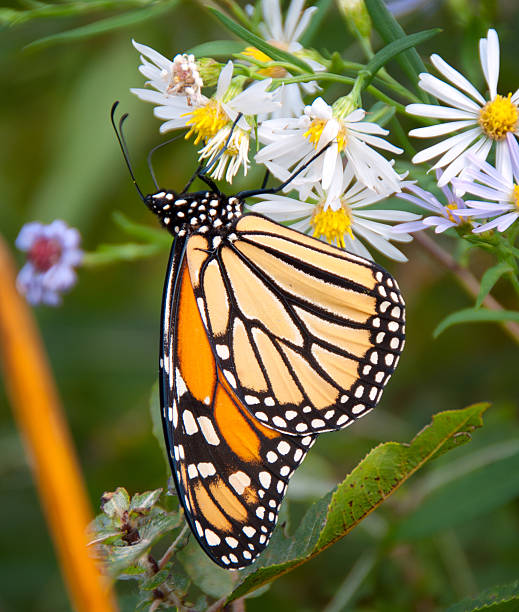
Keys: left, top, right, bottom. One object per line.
{"left": 1, "top": 1, "right": 518, "bottom": 610}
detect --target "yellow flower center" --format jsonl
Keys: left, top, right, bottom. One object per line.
{"left": 183, "top": 100, "right": 228, "bottom": 145}
{"left": 311, "top": 203, "right": 354, "bottom": 248}
{"left": 445, "top": 202, "right": 459, "bottom": 223}
{"left": 479, "top": 93, "right": 518, "bottom": 141}
{"left": 511, "top": 184, "right": 519, "bottom": 209}
{"left": 243, "top": 45, "right": 288, "bottom": 78}
{"left": 304, "top": 119, "right": 347, "bottom": 150}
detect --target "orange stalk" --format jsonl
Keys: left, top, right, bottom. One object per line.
{"left": 0, "top": 235, "right": 118, "bottom": 612}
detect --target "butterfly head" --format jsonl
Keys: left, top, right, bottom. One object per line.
{"left": 145, "top": 190, "right": 244, "bottom": 236}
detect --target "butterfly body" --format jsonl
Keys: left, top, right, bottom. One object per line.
{"left": 145, "top": 189, "right": 243, "bottom": 237}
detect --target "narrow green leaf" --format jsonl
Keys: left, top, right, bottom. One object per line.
{"left": 446, "top": 579, "right": 519, "bottom": 612}
{"left": 299, "top": 0, "right": 334, "bottom": 47}
{"left": 209, "top": 7, "right": 313, "bottom": 73}
{"left": 25, "top": 2, "right": 179, "bottom": 50}
{"left": 82, "top": 242, "right": 166, "bottom": 266}
{"left": 475, "top": 262, "right": 513, "bottom": 308}
{"left": 364, "top": 0, "right": 430, "bottom": 96}
{"left": 141, "top": 569, "right": 170, "bottom": 591}
{"left": 363, "top": 29, "right": 441, "bottom": 88}
{"left": 227, "top": 403, "right": 488, "bottom": 602}
{"left": 112, "top": 211, "right": 172, "bottom": 246}
{"left": 187, "top": 40, "right": 245, "bottom": 58}
{"left": 433, "top": 308, "right": 519, "bottom": 337}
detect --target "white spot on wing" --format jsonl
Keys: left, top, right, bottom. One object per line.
{"left": 182, "top": 410, "right": 198, "bottom": 434}
{"left": 205, "top": 529, "right": 220, "bottom": 546}
{"left": 197, "top": 416, "right": 220, "bottom": 445}
{"left": 229, "top": 471, "right": 251, "bottom": 495}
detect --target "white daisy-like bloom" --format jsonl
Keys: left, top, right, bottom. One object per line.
{"left": 243, "top": 0, "right": 323, "bottom": 117}
{"left": 248, "top": 163, "right": 418, "bottom": 262}
{"left": 133, "top": 52, "right": 281, "bottom": 182}
{"left": 392, "top": 169, "right": 470, "bottom": 234}
{"left": 406, "top": 29, "right": 519, "bottom": 187}
{"left": 256, "top": 96, "right": 403, "bottom": 197}
{"left": 451, "top": 148, "right": 519, "bottom": 233}
{"left": 131, "top": 40, "right": 205, "bottom": 110}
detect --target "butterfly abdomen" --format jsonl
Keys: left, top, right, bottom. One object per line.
{"left": 145, "top": 190, "right": 243, "bottom": 237}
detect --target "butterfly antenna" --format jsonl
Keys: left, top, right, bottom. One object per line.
{"left": 111, "top": 101, "right": 145, "bottom": 202}
{"left": 235, "top": 143, "right": 332, "bottom": 199}
{"left": 147, "top": 133, "right": 187, "bottom": 190}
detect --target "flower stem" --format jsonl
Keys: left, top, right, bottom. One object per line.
{"left": 0, "top": 235, "right": 118, "bottom": 611}
{"left": 158, "top": 523, "right": 190, "bottom": 569}
{"left": 413, "top": 231, "right": 519, "bottom": 344}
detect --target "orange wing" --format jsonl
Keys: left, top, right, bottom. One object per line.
{"left": 186, "top": 214, "right": 405, "bottom": 436}
{"left": 160, "top": 239, "right": 314, "bottom": 569}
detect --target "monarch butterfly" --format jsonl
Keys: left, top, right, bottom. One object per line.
{"left": 111, "top": 103, "right": 405, "bottom": 570}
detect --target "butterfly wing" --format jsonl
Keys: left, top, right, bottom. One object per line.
{"left": 188, "top": 214, "right": 405, "bottom": 436}
{"left": 160, "top": 238, "right": 315, "bottom": 570}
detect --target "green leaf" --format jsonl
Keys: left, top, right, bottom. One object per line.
{"left": 108, "top": 509, "right": 179, "bottom": 576}
{"left": 299, "top": 0, "right": 334, "bottom": 47}
{"left": 433, "top": 308, "right": 519, "bottom": 337}
{"left": 187, "top": 40, "right": 245, "bottom": 58}
{"left": 227, "top": 403, "right": 488, "bottom": 602}
{"left": 395, "top": 444, "right": 519, "bottom": 539}
{"left": 82, "top": 242, "right": 166, "bottom": 266}
{"left": 363, "top": 29, "right": 441, "bottom": 88}
{"left": 112, "top": 211, "right": 172, "bottom": 246}
{"left": 364, "top": 0, "right": 430, "bottom": 96}
{"left": 177, "top": 538, "right": 234, "bottom": 598}
{"left": 101, "top": 487, "right": 130, "bottom": 519}
{"left": 140, "top": 569, "right": 170, "bottom": 591}
{"left": 446, "top": 579, "right": 519, "bottom": 612}
{"left": 130, "top": 489, "right": 163, "bottom": 513}
{"left": 475, "top": 262, "right": 513, "bottom": 308}
{"left": 209, "top": 7, "right": 313, "bottom": 73}
{"left": 25, "top": 1, "right": 179, "bottom": 51}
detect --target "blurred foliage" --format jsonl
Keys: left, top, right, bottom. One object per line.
{"left": 1, "top": 0, "right": 519, "bottom": 611}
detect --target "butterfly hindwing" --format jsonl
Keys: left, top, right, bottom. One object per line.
{"left": 188, "top": 213, "right": 405, "bottom": 436}
{"left": 160, "top": 239, "right": 315, "bottom": 570}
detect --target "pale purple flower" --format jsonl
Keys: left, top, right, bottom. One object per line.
{"left": 392, "top": 170, "right": 470, "bottom": 234}
{"left": 16, "top": 220, "right": 82, "bottom": 306}
{"left": 452, "top": 146, "right": 519, "bottom": 233}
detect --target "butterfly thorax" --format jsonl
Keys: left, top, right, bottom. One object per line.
{"left": 145, "top": 190, "right": 243, "bottom": 237}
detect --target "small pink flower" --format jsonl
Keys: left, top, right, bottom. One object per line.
{"left": 15, "top": 220, "right": 83, "bottom": 306}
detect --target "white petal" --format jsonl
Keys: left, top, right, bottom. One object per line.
{"left": 132, "top": 40, "right": 172, "bottom": 72}
{"left": 483, "top": 29, "right": 500, "bottom": 99}
{"left": 430, "top": 54, "right": 486, "bottom": 105}
{"left": 406, "top": 104, "right": 476, "bottom": 120}
{"left": 412, "top": 128, "right": 479, "bottom": 165}
{"left": 216, "top": 61, "right": 234, "bottom": 100}
{"left": 409, "top": 120, "right": 475, "bottom": 139}
{"left": 419, "top": 74, "right": 481, "bottom": 112}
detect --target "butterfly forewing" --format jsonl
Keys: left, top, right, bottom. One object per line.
{"left": 190, "top": 213, "right": 405, "bottom": 436}
{"left": 160, "top": 239, "right": 315, "bottom": 570}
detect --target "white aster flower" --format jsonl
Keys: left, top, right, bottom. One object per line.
{"left": 451, "top": 150, "right": 519, "bottom": 233}
{"left": 249, "top": 164, "right": 418, "bottom": 261}
{"left": 256, "top": 96, "right": 403, "bottom": 196}
{"left": 133, "top": 54, "right": 281, "bottom": 182}
{"left": 407, "top": 29, "right": 519, "bottom": 186}
{"left": 242, "top": 0, "right": 323, "bottom": 117}
{"left": 392, "top": 170, "right": 470, "bottom": 234}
